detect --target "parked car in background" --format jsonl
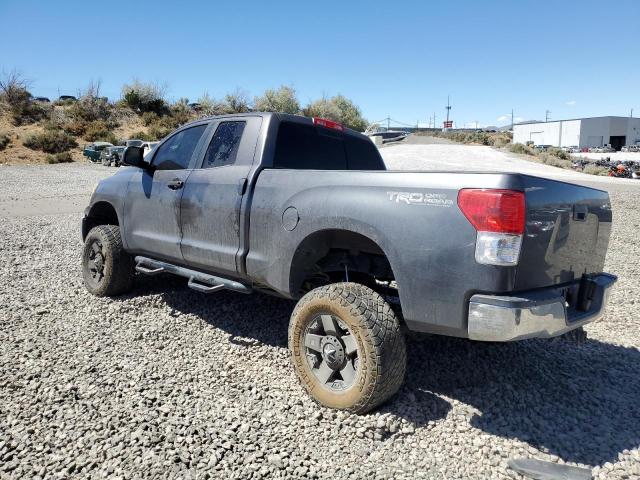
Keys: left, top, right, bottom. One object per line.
{"left": 58, "top": 95, "right": 77, "bottom": 102}
{"left": 83, "top": 142, "right": 113, "bottom": 162}
{"left": 142, "top": 141, "right": 159, "bottom": 157}
{"left": 621, "top": 145, "right": 639, "bottom": 152}
{"left": 562, "top": 146, "right": 580, "bottom": 153}
{"left": 100, "top": 146, "right": 126, "bottom": 167}
{"left": 32, "top": 96, "right": 50, "bottom": 103}
{"left": 125, "top": 139, "right": 144, "bottom": 147}
{"left": 533, "top": 144, "right": 553, "bottom": 151}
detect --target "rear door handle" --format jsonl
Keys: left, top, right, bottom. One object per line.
{"left": 168, "top": 178, "right": 184, "bottom": 190}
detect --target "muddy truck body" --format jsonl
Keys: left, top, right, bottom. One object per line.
{"left": 81, "top": 113, "right": 616, "bottom": 412}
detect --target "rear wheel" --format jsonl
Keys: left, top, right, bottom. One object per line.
{"left": 82, "top": 225, "right": 134, "bottom": 297}
{"left": 289, "top": 282, "right": 406, "bottom": 413}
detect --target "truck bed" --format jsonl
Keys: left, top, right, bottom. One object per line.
{"left": 246, "top": 169, "right": 612, "bottom": 337}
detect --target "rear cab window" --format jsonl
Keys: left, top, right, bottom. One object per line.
{"left": 202, "top": 121, "right": 246, "bottom": 168}
{"left": 273, "top": 121, "right": 385, "bottom": 170}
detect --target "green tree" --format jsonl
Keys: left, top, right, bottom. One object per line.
{"left": 331, "top": 94, "right": 368, "bottom": 132}
{"left": 254, "top": 85, "right": 300, "bottom": 114}
{"left": 304, "top": 94, "right": 367, "bottom": 131}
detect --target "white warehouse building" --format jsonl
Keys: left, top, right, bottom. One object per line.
{"left": 513, "top": 116, "right": 640, "bottom": 151}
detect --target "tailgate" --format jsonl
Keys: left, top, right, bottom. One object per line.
{"left": 515, "top": 176, "right": 612, "bottom": 290}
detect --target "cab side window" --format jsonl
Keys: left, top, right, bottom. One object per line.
{"left": 202, "top": 121, "right": 246, "bottom": 168}
{"left": 152, "top": 124, "right": 207, "bottom": 170}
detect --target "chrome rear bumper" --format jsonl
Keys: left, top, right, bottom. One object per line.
{"left": 468, "top": 273, "right": 617, "bottom": 341}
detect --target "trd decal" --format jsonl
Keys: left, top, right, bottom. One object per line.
{"left": 387, "top": 191, "right": 453, "bottom": 207}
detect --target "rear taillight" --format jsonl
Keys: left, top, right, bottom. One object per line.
{"left": 313, "top": 117, "right": 344, "bottom": 131}
{"left": 458, "top": 189, "right": 525, "bottom": 266}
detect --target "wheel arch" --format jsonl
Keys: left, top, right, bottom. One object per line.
{"left": 82, "top": 201, "right": 120, "bottom": 240}
{"left": 288, "top": 228, "right": 397, "bottom": 298}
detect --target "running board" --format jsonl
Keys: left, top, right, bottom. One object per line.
{"left": 134, "top": 256, "right": 252, "bottom": 295}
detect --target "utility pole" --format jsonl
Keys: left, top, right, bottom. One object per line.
{"left": 445, "top": 95, "right": 451, "bottom": 128}
{"left": 545, "top": 110, "right": 551, "bottom": 122}
{"left": 475, "top": 120, "right": 479, "bottom": 129}
{"left": 511, "top": 109, "right": 514, "bottom": 130}
{"left": 631, "top": 108, "right": 634, "bottom": 118}
{"left": 387, "top": 116, "right": 390, "bottom": 130}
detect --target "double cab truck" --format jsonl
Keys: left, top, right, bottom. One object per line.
{"left": 81, "top": 113, "right": 616, "bottom": 413}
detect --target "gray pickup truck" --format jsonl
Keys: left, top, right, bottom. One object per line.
{"left": 81, "top": 113, "right": 616, "bottom": 413}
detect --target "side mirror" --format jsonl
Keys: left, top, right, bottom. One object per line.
{"left": 122, "top": 146, "right": 150, "bottom": 169}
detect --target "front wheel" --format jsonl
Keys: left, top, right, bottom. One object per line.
{"left": 288, "top": 283, "right": 407, "bottom": 414}
{"left": 82, "top": 225, "right": 134, "bottom": 297}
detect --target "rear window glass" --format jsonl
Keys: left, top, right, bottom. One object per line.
{"left": 273, "top": 122, "right": 385, "bottom": 170}
{"left": 203, "top": 121, "right": 246, "bottom": 168}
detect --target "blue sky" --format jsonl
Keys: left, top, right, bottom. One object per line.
{"left": 1, "top": 0, "right": 638, "bottom": 128}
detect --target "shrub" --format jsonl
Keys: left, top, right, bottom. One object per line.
{"left": 546, "top": 147, "right": 569, "bottom": 160}
{"left": 148, "top": 124, "right": 172, "bottom": 141}
{"left": 0, "top": 132, "right": 11, "bottom": 151}
{"left": 68, "top": 81, "right": 113, "bottom": 123}
{"left": 121, "top": 80, "right": 167, "bottom": 114}
{"left": 583, "top": 164, "right": 610, "bottom": 176}
{"left": 83, "top": 120, "right": 116, "bottom": 142}
{"left": 507, "top": 143, "right": 536, "bottom": 156}
{"left": 0, "top": 70, "right": 50, "bottom": 125}
{"left": 24, "top": 130, "right": 77, "bottom": 153}
{"left": 254, "top": 85, "right": 300, "bottom": 114}
{"left": 304, "top": 94, "right": 368, "bottom": 131}
{"left": 131, "top": 130, "right": 156, "bottom": 142}
{"left": 224, "top": 89, "right": 251, "bottom": 113}
{"left": 64, "top": 119, "right": 88, "bottom": 136}
{"left": 538, "top": 153, "right": 573, "bottom": 169}
{"left": 141, "top": 111, "right": 159, "bottom": 126}
{"left": 46, "top": 152, "right": 74, "bottom": 164}
{"left": 197, "top": 93, "right": 229, "bottom": 116}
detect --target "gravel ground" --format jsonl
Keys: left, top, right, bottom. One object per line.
{"left": 1, "top": 161, "right": 639, "bottom": 479}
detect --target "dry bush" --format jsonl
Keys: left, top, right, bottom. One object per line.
{"left": 507, "top": 143, "right": 536, "bottom": 155}
{"left": 537, "top": 153, "right": 573, "bottom": 169}
{"left": 84, "top": 121, "right": 117, "bottom": 143}
{"left": 254, "top": 86, "right": 300, "bottom": 114}
{"left": 46, "top": 152, "right": 74, "bottom": 164}
{"left": 141, "top": 111, "right": 159, "bottom": 126}
{"left": 0, "top": 132, "right": 10, "bottom": 151}
{"left": 223, "top": 89, "right": 252, "bottom": 114}
{"left": 0, "top": 70, "right": 51, "bottom": 125}
{"left": 24, "top": 130, "right": 77, "bottom": 153}
{"left": 583, "top": 164, "right": 610, "bottom": 176}
{"left": 68, "top": 80, "right": 113, "bottom": 123}
{"left": 121, "top": 80, "right": 167, "bottom": 114}
{"left": 130, "top": 130, "right": 156, "bottom": 142}
{"left": 303, "top": 94, "right": 368, "bottom": 131}
{"left": 197, "top": 93, "right": 229, "bottom": 116}
{"left": 64, "top": 119, "right": 88, "bottom": 136}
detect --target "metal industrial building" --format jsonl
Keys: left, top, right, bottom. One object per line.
{"left": 513, "top": 116, "right": 640, "bottom": 151}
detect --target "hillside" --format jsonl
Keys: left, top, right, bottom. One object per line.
{"left": 0, "top": 77, "right": 368, "bottom": 165}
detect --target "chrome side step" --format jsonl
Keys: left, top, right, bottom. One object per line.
{"left": 134, "top": 256, "right": 252, "bottom": 295}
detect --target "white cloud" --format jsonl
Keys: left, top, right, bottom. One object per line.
{"left": 515, "top": 116, "right": 525, "bottom": 122}
{"left": 497, "top": 115, "right": 509, "bottom": 122}
{"left": 566, "top": 100, "right": 576, "bottom": 106}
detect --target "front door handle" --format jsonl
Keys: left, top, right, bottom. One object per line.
{"left": 167, "top": 178, "right": 184, "bottom": 190}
